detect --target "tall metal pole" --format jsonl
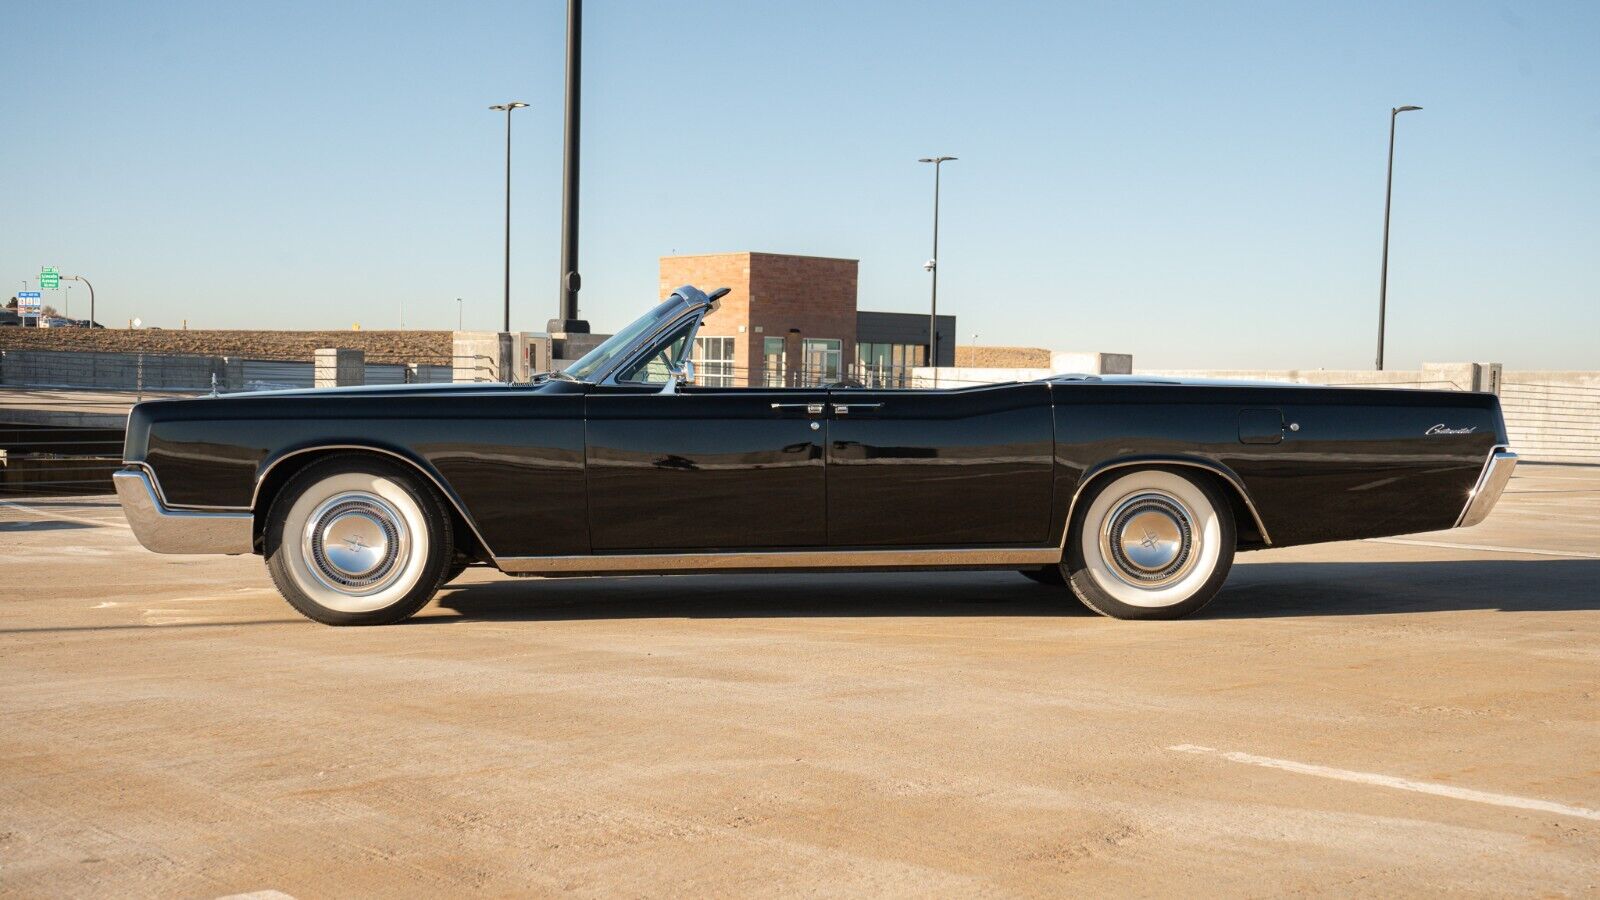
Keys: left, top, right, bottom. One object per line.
{"left": 930, "top": 163, "right": 941, "bottom": 364}
{"left": 552, "top": 0, "right": 589, "bottom": 334}
{"left": 919, "top": 156, "right": 956, "bottom": 367}
{"left": 503, "top": 105, "right": 512, "bottom": 333}
{"left": 64, "top": 275, "right": 94, "bottom": 328}
{"left": 488, "top": 102, "right": 528, "bottom": 337}
{"left": 1377, "top": 105, "right": 1421, "bottom": 371}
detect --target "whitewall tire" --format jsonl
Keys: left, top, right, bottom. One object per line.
{"left": 264, "top": 455, "right": 453, "bottom": 626}
{"left": 1064, "top": 467, "right": 1236, "bottom": 620}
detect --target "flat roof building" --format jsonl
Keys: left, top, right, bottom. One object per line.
{"left": 659, "top": 251, "right": 954, "bottom": 387}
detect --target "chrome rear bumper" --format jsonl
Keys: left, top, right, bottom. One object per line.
{"left": 113, "top": 468, "right": 255, "bottom": 555}
{"left": 1455, "top": 448, "right": 1518, "bottom": 528}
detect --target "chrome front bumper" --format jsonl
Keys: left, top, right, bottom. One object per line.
{"left": 113, "top": 468, "right": 255, "bottom": 555}
{"left": 1455, "top": 448, "right": 1518, "bottom": 528}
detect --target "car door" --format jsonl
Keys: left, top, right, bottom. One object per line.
{"left": 825, "top": 382, "right": 1056, "bottom": 547}
{"left": 585, "top": 384, "right": 831, "bottom": 551}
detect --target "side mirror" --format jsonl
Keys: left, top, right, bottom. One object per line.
{"left": 661, "top": 358, "right": 694, "bottom": 395}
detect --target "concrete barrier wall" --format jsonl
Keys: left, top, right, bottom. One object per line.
{"left": 0, "top": 349, "right": 225, "bottom": 391}
{"left": 1, "top": 349, "right": 455, "bottom": 393}
{"left": 1499, "top": 372, "right": 1600, "bottom": 465}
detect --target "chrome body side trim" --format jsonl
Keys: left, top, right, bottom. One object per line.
{"left": 1455, "top": 446, "right": 1517, "bottom": 528}
{"left": 113, "top": 469, "right": 254, "bottom": 555}
{"left": 249, "top": 444, "right": 497, "bottom": 557}
{"left": 1057, "top": 457, "right": 1273, "bottom": 551}
{"left": 493, "top": 546, "right": 1062, "bottom": 575}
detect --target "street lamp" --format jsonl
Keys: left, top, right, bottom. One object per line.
{"left": 456, "top": 297, "right": 463, "bottom": 331}
{"left": 489, "top": 101, "right": 529, "bottom": 337}
{"left": 918, "top": 156, "right": 956, "bottom": 369}
{"left": 62, "top": 274, "right": 95, "bottom": 327}
{"left": 1376, "top": 105, "right": 1422, "bottom": 371}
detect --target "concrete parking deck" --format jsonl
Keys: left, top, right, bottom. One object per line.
{"left": 1, "top": 466, "right": 1597, "bottom": 896}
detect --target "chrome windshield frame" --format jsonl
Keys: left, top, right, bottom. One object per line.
{"left": 582, "top": 286, "right": 718, "bottom": 387}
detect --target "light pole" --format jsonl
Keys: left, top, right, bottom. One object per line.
{"left": 550, "top": 0, "right": 589, "bottom": 335}
{"left": 63, "top": 274, "right": 94, "bottom": 327}
{"left": 918, "top": 156, "right": 956, "bottom": 368}
{"left": 489, "top": 101, "right": 529, "bottom": 335}
{"left": 1377, "top": 105, "right": 1422, "bottom": 371}
{"left": 456, "top": 297, "right": 463, "bottom": 331}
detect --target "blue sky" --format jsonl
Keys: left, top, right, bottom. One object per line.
{"left": 3, "top": 0, "right": 1596, "bottom": 369}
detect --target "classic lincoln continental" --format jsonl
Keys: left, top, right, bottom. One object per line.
{"left": 114, "top": 285, "right": 1517, "bottom": 625}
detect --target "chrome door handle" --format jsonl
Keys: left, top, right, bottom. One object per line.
{"left": 772, "top": 402, "right": 825, "bottom": 416}
{"left": 831, "top": 403, "right": 883, "bottom": 415}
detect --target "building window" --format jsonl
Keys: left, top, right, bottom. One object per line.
{"left": 855, "top": 342, "right": 926, "bottom": 387}
{"left": 763, "top": 337, "right": 786, "bottom": 387}
{"left": 801, "top": 338, "right": 841, "bottom": 386}
{"left": 693, "top": 336, "right": 736, "bottom": 387}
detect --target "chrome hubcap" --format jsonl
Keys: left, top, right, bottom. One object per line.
{"left": 1100, "top": 491, "right": 1197, "bottom": 588}
{"left": 302, "top": 492, "right": 409, "bottom": 594}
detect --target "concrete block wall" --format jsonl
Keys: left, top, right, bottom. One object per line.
{"left": 314, "top": 349, "right": 364, "bottom": 388}
{"left": 450, "top": 332, "right": 555, "bottom": 382}
{"left": 0, "top": 349, "right": 228, "bottom": 391}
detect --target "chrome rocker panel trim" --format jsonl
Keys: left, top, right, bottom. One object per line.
{"left": 113, "top": 469, "right": 254, "bottom": 555}
{"left": 494, "top": 546, "right": 1063, "bottom": 575}
{"left": 1455, "top": 446, "right": 1517, "bottom": 528}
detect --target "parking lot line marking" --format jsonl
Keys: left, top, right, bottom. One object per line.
{"left": 0, "top": 498, "right": 130, "bottom": 530}
{"left": 1168, "top": 745, "right": 1600, "bottom": 822}
{"left": 1368, "top": 537, "right": 1600, "bottom": 559}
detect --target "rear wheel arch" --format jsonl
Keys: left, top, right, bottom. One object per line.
{"left": 1063, "top": 456, "right": 1270, "bottom": 551}
{"left": 251, "top": 445, "right": 490, "bottom": 563}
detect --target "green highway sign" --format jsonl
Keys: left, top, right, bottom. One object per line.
{"left": 40, "top": 267, "right": 60, "bottom": 289}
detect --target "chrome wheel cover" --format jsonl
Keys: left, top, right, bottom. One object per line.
{"left": 300, "top": 492, "right": 411, "bottom": 596}
{"left": 1098, "top": 490, "right": 1199, "bottom": 589}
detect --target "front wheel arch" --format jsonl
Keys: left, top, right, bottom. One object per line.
{"left": 251, "top": 445, "right": 490, "bottom": 563}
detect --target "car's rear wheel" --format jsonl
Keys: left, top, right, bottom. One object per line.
{"left": 1064, "top": 467, "right": 1235, "bottom": 620}
{"left": 264, "top": 455, "right": 453, "bottom": 625}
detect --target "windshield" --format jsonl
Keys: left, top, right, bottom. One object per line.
{"left": 563, "top": 298, "right": 684, "bottom": 382}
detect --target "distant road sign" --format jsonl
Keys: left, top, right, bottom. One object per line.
{"left": 40, "top": 267, "right": 60, "bottom": 289}
{"left": 18, "top": 291, "right": 42, "bottom": 313}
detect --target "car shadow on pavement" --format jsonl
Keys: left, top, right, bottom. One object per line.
{"left": 430, "top": 559, "right": 1600, "bottom": 623}
{"left": 1211, "top": 559, "right": 1600, "bottom": 618}
{"left": 431, "top": 571, "right": 1094, "bottom": 622}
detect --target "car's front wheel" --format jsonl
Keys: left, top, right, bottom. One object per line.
{"left": 264, "top": 455, "right": 454, "bottom": 625}
{"left": 1064, "top": 467, "right": 1236, "bottom": 620}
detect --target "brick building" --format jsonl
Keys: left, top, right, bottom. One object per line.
{"left": 658, "top": 251, "right": 955, "bottom": 387}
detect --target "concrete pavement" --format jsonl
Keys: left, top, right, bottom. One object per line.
{"left": 1, "top": 465, "right": 1597, "bottom": 896}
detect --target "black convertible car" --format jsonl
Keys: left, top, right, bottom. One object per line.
{"left": 115, "top": 285, "right": 1517, "bottom": 625}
